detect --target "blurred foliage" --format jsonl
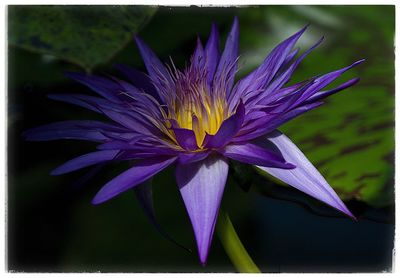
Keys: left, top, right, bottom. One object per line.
{"left": 8, "top": 5, "right": 157, "bottom": 71}
{"left": 8, "top": 5, "right": 394, "bottom": 272}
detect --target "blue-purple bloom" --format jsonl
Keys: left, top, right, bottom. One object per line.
{"left": 24, "top": 18, "right": 364, "bottom": 264}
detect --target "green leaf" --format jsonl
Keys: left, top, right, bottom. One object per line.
{"left": 8, "top": 5, "right": 157, "bottom": 71}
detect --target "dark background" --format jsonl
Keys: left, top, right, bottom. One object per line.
{"left": 7, "top": 6, "right": 395, "bottom": 272}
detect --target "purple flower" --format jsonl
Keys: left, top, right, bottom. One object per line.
{"left": 24, "top": 17, "right": 364, "bottom": 264}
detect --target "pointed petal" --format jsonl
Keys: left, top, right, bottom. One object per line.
{"left": 294, "top": 59, "right": 365, "bottom": 105}
{"left": 172, "top": 128, "right": 199, "bottom": 151}
{"left": 113, "top": 63, "right": 159, "bottom": 99}
{"left": 65, "top": 72, "right": 121, "bottom": 102}
{"left": 254, "top": 36, "right": 324, "bottom": 105}
{"left": 305, "top": 77, "right": 360, "bottom": 104}
{"left": 23, "top": 120, "right": 126, "bottom": 142}
{"left": 228, "top": 25, "right": 308, "bottom": 108}
{"left": 97, "top": 107, "right": 159, "bottom": 136}
{"left": 192, "top": 37, "right": 205, "bottom": 70}
{"left": 23, "top": 129, "right": 108, "bottom": 142}
{"left": 51, "top": 150, "right": 119, "bottom": 175}
{"left": 176, "top": 155, "right": 229, "bottom": 264}
{"left": 257, "top": 131, "right": 355, "bottom": 219}
{"left": 214, "top": 17, "right": 239, "bottom": 92}
{"left": 205, "top": 23, "right": 220, "bottom": 84}
{"left": 48, "top": 94, "right": 102, "bottom": 113}
{"left": 221, "top": 143, "right": 295, "bottom": 169}
{"left": 92, "top": 156, "right": 176, "bottom": 204}
{"left": 233, "top": 101, "right": 323, "bottom": 143}
{"left": 134, "top": 36, "right": 174, "bottom": 101}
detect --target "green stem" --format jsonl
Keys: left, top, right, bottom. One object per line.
{"left": 216, "top": 209, "right": 261, "bottom": 273}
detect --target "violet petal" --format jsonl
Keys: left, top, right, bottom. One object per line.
{"left": 214, "top": 16, "right": 239, "bottom": 93}
{"left": 92, "top": 156, "right": 177, "bottom": 204}
{"left": 134, "top": 36, "right": 174, "bottom": 101}
{"left": 205, "top": 23, "right": 220, "bottom": 85}
{"left": 305, "top": 78, "right": 361, "bottom": 104}
{"left": 172, "top": 128, "right": 199, "bottom": 151}
{"left": 221, "top": 143, "right": 295, "bottom": 169}
{"left": 178, "top": 151, "right": 210, "bottom": 164}
{"left": 65, "top": 72, "right": 121, "bottom": 102}
{"left": 113, "top": 63, "right": 159, "bottom": 99}
{"left": 257, "top": 130, "right": 355, "bottom": 219}
{"left": 51, "top": 150, "right": 119, "bottom": 175}
{"left": 233, "top": 101, "right": 323, "bottom": 143}
{"left": 176, "top": 155, "right": 229, "bottom": 264}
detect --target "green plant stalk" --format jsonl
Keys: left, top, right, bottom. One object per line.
{"left": 216, "top": 209, "right": 261, "bottom": 273}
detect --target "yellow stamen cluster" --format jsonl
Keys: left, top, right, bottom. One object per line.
{"left": 167, "top": 72, "right": 229, "bottom": 148}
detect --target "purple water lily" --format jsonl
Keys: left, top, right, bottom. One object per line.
{"left": 24, "top": 17, "right": 364, "bottom": 264}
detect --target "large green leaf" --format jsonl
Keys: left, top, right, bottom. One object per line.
{"left": 8, "top": 5, "right": 157, "bottom": 71}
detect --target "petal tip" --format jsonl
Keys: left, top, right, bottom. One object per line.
{"left": 341, "top": 206, "right": 356, "bottom": 220}
{"left": 199, "top": 254, "right": 208, "bottom": 266}
{"left": 134, "top": 35, "right": 147, "bottom": 50}
{"left": 133, "top": 34, "right": 141, "bottom": 43}
{"left": 50, "top": 168, "right": 63, "bottom": 176}
{"left": 91, "top": 194, "right": 105, "bottom": 205}
{"left": 354, "top": 58, "right": 366, "bottom": 65}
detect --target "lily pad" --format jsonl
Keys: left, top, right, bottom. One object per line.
{"left": 8, "top": 5, "right": 157, "bottom": 71}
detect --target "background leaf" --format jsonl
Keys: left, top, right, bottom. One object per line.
{"left": 8, "top": 5, "right": 157, "bottom": 71}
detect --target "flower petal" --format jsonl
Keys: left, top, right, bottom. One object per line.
{"left": 256, "top": 130, "right": 355, "bottom": 219}
{"left": 214, "top": 16, "right": 239, "bottom": 93}
{"left": 178, "top": 151, "right": 210, "bottom": 165}
{"left": 65, "top": 72, "right": 121, "bottom": 102}
{"left": 98, "top": 107, "right": 160, "bottom": 136}
{"left": 113, "top": 63, "right": 159, "bottom": 99}
{"left": 48, "top": 94, "right": 102, "bottom": 113}
{"left": 233, "top": 101, "right": 323, "bottom": 143}
{"left": 23, "top": 129, "right": 108, "bottom": 142}
{"left": 250, "top": 36, "right": 324, "bottom": 107}
{"left": 172, "top": 128, "right": 199, "bottom": 151}
{"left": 221, "top": 142, "right": 295, "bottom": 169}
{"left": 294, "top": 59, "right": 365, "bottom": 105}
{"left": 228, "top": 25, "right": 308, "bottom": 110}
{"left": 51, "top": 150, "right": 119, "bottom": 175}
{"left": 134, "top": 36, "right": 174, "bottom": 101}
{"left": 305, "top": 77, "right": 360, "bottom": 104}
{"left": 92, "top": 156, "right": 177, "bottom": 204}
{"left": 176, "top": 155, "right": 229, "bottom": 264}
{"left": 205, "top": 23, "right": 220, "bottom": 84}
{"left": 192, "top": 37, "right": 205, "bottom": 70}
{"left": 23, "top": 120, "right": 126, "bottom": 142}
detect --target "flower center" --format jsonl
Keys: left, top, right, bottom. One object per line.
{"left": 166, "top": 67, "right": 229, "bottom": 148}
{"left": 174, "top": 94, "right": 228, "bottom": 147}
